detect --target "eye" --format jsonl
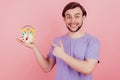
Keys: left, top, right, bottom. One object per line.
{"left": 66, "top": 16, "right": 71, "bottom": 18}
{"left": 65, "top": 14, "right": 72, "bottom": 19}
{"left": 66, "top": 16, "right": 71, "bottom": 20}
{"left": 75, "top": 15, "right": 80, "bottom": 19}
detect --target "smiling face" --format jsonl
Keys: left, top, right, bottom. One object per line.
{"left": 64, "top": 7, "right": 85, "bottom": 32}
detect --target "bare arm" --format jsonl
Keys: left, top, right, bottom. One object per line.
{"left": 17, "top": 39, "right": 55, "bottom": 72}
{"left": 60, "top": 53, "right": 98, "bottom": 75}
{"left": 32, "top": 46, "right": 55, "bottom": 72}
{"left": 51, "top": 40, "right": 98, "bottom": 75}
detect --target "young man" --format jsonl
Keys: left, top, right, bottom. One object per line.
{"left": 18, "top": 2, "right": 100, "bottom": 80}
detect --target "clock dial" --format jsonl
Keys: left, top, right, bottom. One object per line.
{"left": 20, "top": 25, "right": 35, "bottom": 43}
{"left": 21, "top": 31, "right": 28, "bottom": 42}
{"left": 26, "top": 31, "right": 34, "bottom": 43}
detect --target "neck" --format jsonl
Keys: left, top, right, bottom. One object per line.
{"left": 68, "top": 30, "right": 86, "bottom": 39}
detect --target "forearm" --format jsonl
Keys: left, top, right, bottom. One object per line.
{"left": 60, "top": 53, "right": 96, "bottom": 75}
{"left": 51, "top": 41, "right": 98, "bottom": 75}
{"left": 17, "top": 39, "right": 54, "bottom": 72}
{"left": 32, "top": 47, "right": 51, "bottom": 72}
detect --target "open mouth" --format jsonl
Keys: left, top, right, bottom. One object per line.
{"left": 69, "top": 23, "right": 79, "bottom": 28}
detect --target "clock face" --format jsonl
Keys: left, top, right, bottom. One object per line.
{"left": 26, "top": 31, "right": 34, "bottom": 43}
{"left": 20, "top": 25, "right": 35, "bottom": 43}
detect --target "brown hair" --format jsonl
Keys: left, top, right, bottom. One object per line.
{"left": 62, "top": 2, "right": 87, "bottom": 17}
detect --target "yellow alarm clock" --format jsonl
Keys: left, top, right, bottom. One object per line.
{"left": 20, "top": 25, "right": 35, "bottom": 44}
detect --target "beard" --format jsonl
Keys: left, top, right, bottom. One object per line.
{"left": 67, "top": 21, "right": 83, "bottom": 32}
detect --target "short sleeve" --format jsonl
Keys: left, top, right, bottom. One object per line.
{"left": 47, "top": 45, "right": 56, "bottom": 60}
{"left": 85, "top": 38, "right": 100, "bottom": 63}
{"left": 47, "top": 39, "right": 60, "bottom": 60}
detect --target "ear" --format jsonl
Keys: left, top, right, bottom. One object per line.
{"left": 63, "top": 17, "right": 66, "bottom": 21}
{"left": 82, "top": 15, "right": 86, "bottom": 20}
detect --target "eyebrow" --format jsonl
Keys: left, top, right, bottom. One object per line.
{"left": 65, "top": 13, "right": 81, "bottom": 16}
{"left": 75, "top": 13, "right": 81, "bottom": 15}
{"left": 65, "top": 14, "right": 70, "bottom": 16}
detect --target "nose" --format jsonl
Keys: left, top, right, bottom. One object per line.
{"left": 71, "top": 17, "right": 76, "bottom": 23}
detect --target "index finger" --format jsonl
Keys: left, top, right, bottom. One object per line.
{"left": 50, "top": 41, "right": 58, "bottom": 48}
{"left": 16, "top": 38, "right": 23, "bottom": 44}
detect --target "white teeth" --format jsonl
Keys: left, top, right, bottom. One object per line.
{"left": 71, "top": 24, "right": 77, "bottom": 27}
{"left": 68, "top": 23, "right": 79, "bottom": 28}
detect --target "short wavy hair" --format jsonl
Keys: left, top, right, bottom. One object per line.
{"left": 62, "top": 2, "right": 87, "bottom": 17}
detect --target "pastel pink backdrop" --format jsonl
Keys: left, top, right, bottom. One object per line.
{"left": 0, "top": 0, "right": 120, "bottom": 80}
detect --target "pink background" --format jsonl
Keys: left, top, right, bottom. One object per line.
{"left": 0, "top": 0, "right": 120, "bottom": 80}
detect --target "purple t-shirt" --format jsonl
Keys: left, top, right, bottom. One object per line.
{"left": 48, "top": 33, "right": 100, "bottom": 80}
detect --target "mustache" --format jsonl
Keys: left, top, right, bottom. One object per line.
{"left": 67, "top": 21, "right": 83, "bottom": 32}
{"left": 68, "top": 23, "right": 79, "bottom": 25}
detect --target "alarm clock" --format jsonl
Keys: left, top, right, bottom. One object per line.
{"left": 20, "top": 25, "right": 35, "bottom": 44}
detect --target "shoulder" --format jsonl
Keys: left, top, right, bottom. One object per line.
{"left": 53, "top": 34, "right": 67, "bottom": 44}
{"left": 86, "top": 33, "right": 100, "bottom": 45}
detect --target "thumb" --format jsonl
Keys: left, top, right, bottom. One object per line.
{"left": 50, "top": 41, "right": 58, "bottom": 48}
{"left": 59, "top": 40, "right": 64, "bottom": 49}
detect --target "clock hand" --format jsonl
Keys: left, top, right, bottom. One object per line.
{"left": 26, "top": 37, "right": 28, "bottom": 40}
{"left": 25, "top": 30, "right": 29, "bottom": 41}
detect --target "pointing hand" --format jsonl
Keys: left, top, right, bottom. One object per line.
{"left": 51, "top": 40, "right": 65, "bottom": 58}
